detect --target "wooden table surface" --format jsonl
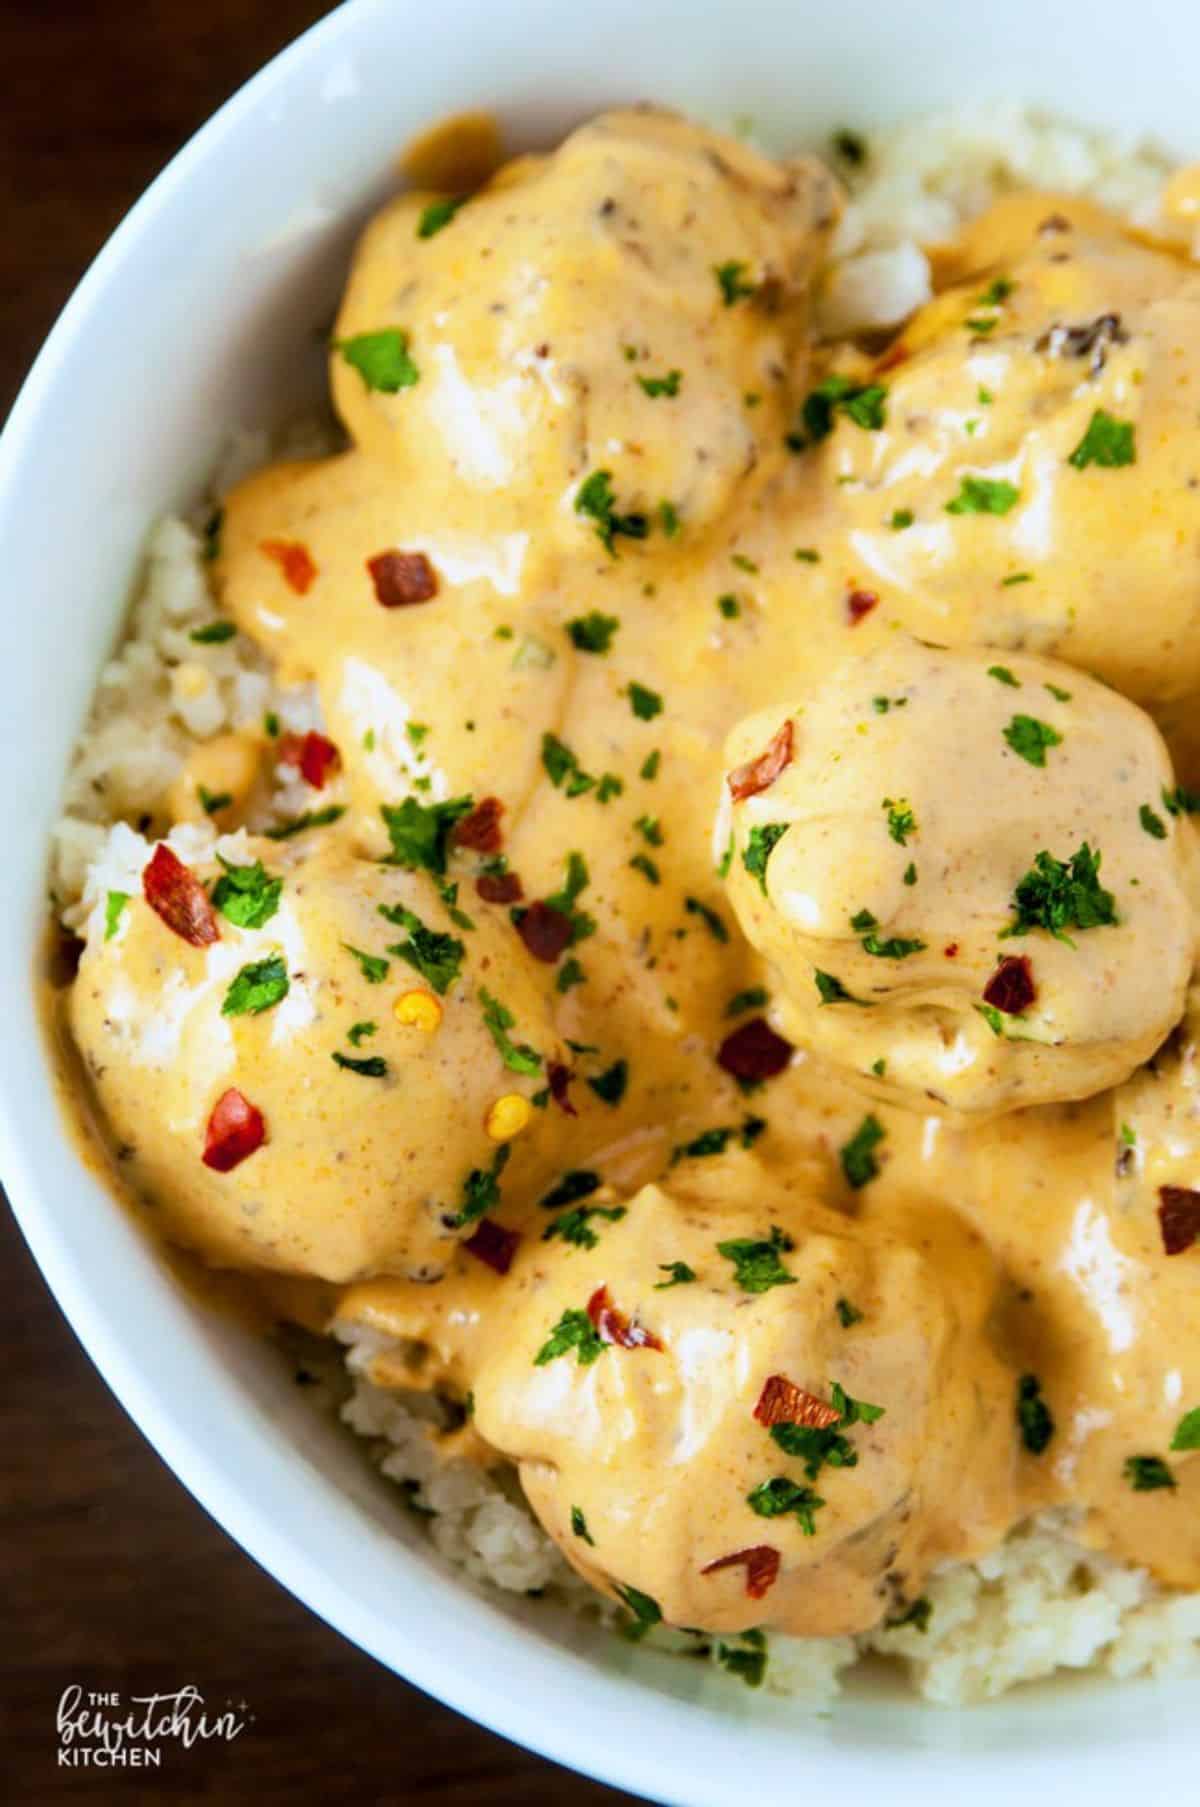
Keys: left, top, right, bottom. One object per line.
{"left": 1, "top": 6, "right": 644, "bottom": 1801}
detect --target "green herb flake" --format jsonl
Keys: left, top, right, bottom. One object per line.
{"left": 742, "top": 823, "right": 789, "bottom": 895}
{"left": 684, "top": 896, "right": 729, "bottom": 942}
{"left": 342, "top": 943, "right": 390, "bottom": 985}
{"left": 945, "top": 475, "right": 1020, "bottom": 516}
{"left": 903, "top": 862, "right": 917, "bottom": 886}
{"left": 103, "top": 891, "right": 129, "bottom": 941}
{"left": 840, "top": 1114, "right": 885, "bottom": 1189}
{"left": 347, "top": 1020, "right": 377, "bottom": 1046}
{"left": 197, "top": 786, "right": 232, "bottom": 817}
{"left": 1139, "top": 803, "right": 1168, "bottom": 840}
{"left": 452, "top": 1145, "right": 511, "bottom": 1228}
{"left": 543, "top": 1203, "right": 627, "bottom": 1249}
{"left": 655, "top": 1261, "right": 697, "bottom": 1289}
{"left": 1003, "top": 714, "right": 1063, "bottom": 767}
{"left": 479, "top": 986, "right": 542, "bottom": 1075}
{"left": 189, "top": 620, "right": 236, "bottom": 644}
{"left": 1163, "top": 785, "right": 1200, "bottom": 817}
{"left": 1170, "top": 1408, "right": 1200, "bottom": 1452}
{"left": 534, "top": 1307, "right": 606, "bottom": 1368}
{"left": 587, "top": 1059, "right": 628, "bottom": 1106}
{"left": 417, "top": 194, "right": 467, "bottom": 238}
{"left": 883, "top": 796, "right": 916, "bottom": 846}
{"left": 988, "top": 664, "right": 1020, "bottom": 687}
{"left": 814, "top": 969, "right": 865, "bottom": 1006}
{"left": 836, "top": 1298, "right": 863, "bottom": 1328}
{"left": 658, "top": 499, "right": 681, "bottom": 537}
{"left": 746, "top": 1477, "right": 824, "bottom": 1535}
{"left": 789, "top": 374, "right": 888, "bottom": 450}
{"left": 381, "top": 794, "right": 473, "bottom": 875}
{"left": 635, "top": 815, "right": 664, "bottom": 848}
{"left": 265, "top": 804, "right": 346, "bottom": 841}
{"left": 331, "top": 1051, "right": 388, "bottom": 1077}
{"left": 539, "top": 1170, "right": 602, "bottom": 1212}
{"left": 380, "top": 902, "right": 466, "bottom": 995}
{"left": 1016, "top": 1374, "right": 1055, "bottom": 1455}
{"left": 716, "top": 1630, "right": 768, "bottom": 1688}
{"left": 575, "top": 469, "right": 649, "bottom": 555}
{"left": 716, "top": 1225, "right": 796, "bottom": 1295}
{"left": 714, "top": 260, "right": 756, "bottom": 306}
{"left": 860, "top": 929, "right": 925, "bottom": 960}
{"left": 221, "top": 953, "right": 289, "bottom": 1018}
{"left": 212, "top": 856, "right": 282, "bottom": 929}
{"left": 556, "top": 956, "right": 586, "bottom": 993}
{"left": 1045, "top": 683, "right": 1072, "bottom": 702}
{"left": 888, "top": 508, "right": 914, "bottom": 530}
{"left": 336, "top": 327, "right": 419, "bottom": 393}
{"left": 1002, "top": 842, "right": 1117, "bottom": 946}
{"left": 1002, "top": 572, "right": 1034, "bottom": 587}
{"left": 640, "top": 749, "right": 661, "bottom": 782}
{"left": 571, "top": 1506, "right": 595, "bottom": 1545}
{"left": 627, "top": 681, "right": 663, "bottom": 721}
{"left": 885, "top": 1597, "right": 932, "bottom": 1634}
{"left": 637, "top": 369, "right": 682, "bottom": 398}
{"left": 727, "top": 986, "right": 769, "bottom": 1017}
{"left": 615, "top": 1583, "right": 663, "bottom": 1640}
{"left": 567, "top": 611, "right": 620, "bottom": 654}
{"left": 1124, "top": 1455, "right": 1176, "bottom": 1492}
{"left": 630, "top": 852, "right": 660, "bottom": 884}
{"left": 1068, "top": 409, "right": 1136, "bottom": 470}
{"left": 793, "top": 547, "right": 820, "bottom": 563}
{"left": 718, "top": 593, "right": 741, "bottom": 619}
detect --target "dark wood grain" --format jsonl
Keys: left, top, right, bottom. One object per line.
{"left": 0, "top": 6, "right": 643, "bottom": 1801}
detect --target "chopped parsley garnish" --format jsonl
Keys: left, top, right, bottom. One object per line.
{"left": 716, "top": 1226, "right": 796, "bottom": 1294}
{"left": 815, "top": 969, "right": 865, "bottom": 1006}
{"left": 856, "top": 912, "right": 925, "bottom": 958}
{"left": 742, "top": 823, "right": 788, "bottom": 895}
{"left": 566, "top": 611, "right": 620, "bottom": 653}
{"left": 380, "top": 902, "right": 465, "bottom": 994}
{"left": 575, "top": 469, "right": 649, "bottom": 555}
{"left": 1002, "top": 571, "right": 1033, "bottom": 587}
{"left": 977, "top": 276, "right": 1013, "bottom": 306}
{"left": 1003, "top": 714, "right": 1062, "bottom": 767}
{"left": 945, "top": 475, "right": 1020, "bottom": 516}
{"left": 211, "top": 855, "right": 282, "bottom": 929}
{"left": 1124, "top": 1455, "right": 1176, "bottom": 1492}
{"left": 903, "top": 862, "right": 917, "bottom": 886}
{"left": 637, "top": 369, "right": 682, "bottom": 398}
{"left": 788, "top": 373, "right": 888, "bottom": 449}
{"left": 336, "top": 327, "right": 419, "bottom": 393}
{"left": 830, "top": 1380, "right": 885, "bottom": 1425}
{"left": 976, "top": 1002, "right": 1006, "bottom": 1037}
{"left": 331, "top": 1051, "right": 388, "bottom": 1077}
{"left": 1002, "top": 843, "right": 1117, "bottom": 945}
{"left": 540, "top": 732, "right": 619, "bottom": 801}
{"left": 543, "top": 850, "right": 596, "bottom": 944}
{"left": 1139, "top": 803, "right": 1168, "bottom": 840}
{"left": 543, "top": 1203, "right": 627, "bottom": 1249}
{"left": 746, "top": 1477, "right": 824, "bottom": 1535}
{"left": 540, "top": 1171, "right": 602, "bottom": 1211}
{"left": 197, "top": 785, "right": 232, "bottom": 817}
{"left": 479, "top": 986, "right": 542, "bottom": 1074}
{"left": 1163, "top": 784, "right": 1200, "bottom": 817}
{"left": 794, "top": 547, "right": 820, "bottom": 563}
{"left": 417, "top": 194, "right": 467, "bottom": 238}
{"left": 836, "top": 1297, "right": 863, "bottom": 1328}
{"left": 635, "top": 815, "right": 664, "bottom": 847}
{"left": 684, "top": 896, "right": 729, "bottom": 942}
{"left": 1016, "top": 1374, "right": 1055, "bottom": 1455}
{"left": 380, "top": 795, "right": 473, "bottom": 876}
{"left": 988, "top": 664, "right": 1020, "bottom": 687}
{"left": 1170, "top": 1408, "right": 1200, "bottom": 1452}
{"left": 556, "top": 956, "right": 586, "bottom": 992}
{"left": 727, "top": 986, "right": 769, "bottom": 1017}
{"left": 1045, "top": 683, "right": 1071, "bottom": 702}
{"left": 221, "top": 953, "right": 289, "bottom": 1017}
{"left": 889, "top": 508, "right": 914, "bottom": 530}
{"left": 718, "top": 593, "right": 741, "bottom": 619}
{"left": 883, "top": 797, "right": 916, "bottom": 845}
{"left": 347, "top": 1020, "right": 377, "bottom": 1045}
{"left": 264, "top": 710, "right": 280, "bottom": 737}
{"left": 655, "top": 1261, "right": 697, "bottom": 1289}
{"left": 202, "top": 507, "right": 223, "bottom": 561}
{"left": 615, "top": 1584, "right": 663, "bottom": 1640}
{"left": 716, "top": 1630, "right": 767, "bottom": 1688}
{"left": 189, "top": 620, "right": 236, "bottom": 644}
{"left": 640, "top": 749, "right": 661, "bottom": 781}
{"left": 587, "top": 1059, "right": 628, "bottom": 1106}
{"left": 840, "top": 1114, "right": 885, "bottom": 1189}
{"left": 714, "top": 260, "right": 756, "bottom": 305}
{"left": 103, "top": 891, "right": 129, "bottom": 940}
{"left": 342, "top": 943, "right": 390, "bottom": 984}
{"left": 672, "top": 1117, "right": 765, "bottom": 1164}
{"left": 1068, "top": 408, "right": 1136, "bottom": 470}
{"left": 630, "top": 853, "right": 660, "bottom": 884}
{"left": 886, "top": 1597, "right": 932, "bottom": 1634}
{"left": 658, "top": 500, "right": 681, "bottom": 536}
{"left": 264, "top": 805, "right": 346, "bottom": 840}
{"left": 534, "top": 1308, "right": 606, "bottom": 1368}
{"left": 571, "top": 1506, "right": 595, "bottom": 1545}
{"left": 452, "top": 1145, "right": 510, "bottom": 1227}
{"left": 627, "top": 681, "right": 663, "bottom": 721}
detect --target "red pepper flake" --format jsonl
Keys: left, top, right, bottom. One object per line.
{"left": 202, "top": 1088, "right": 266, "bottom": 1172}
{"left": 367, "top": 550, "right": 438, "bottom": 608}
{"left": 476, "top": 870, "right": 524, "bottom": 904}
{"left": 142, "top": 844, "right": 219, "bottom": 947}
{"left": 943, "top": 943, "right": 959, "bottom": 959}
{"left": 260, "top": 539, "right": 317, "bottom": 595}
{"left": 847, "top": 589, "right": 878, "bottom": 625}
{"left": 1158, "top": 1186, "right": 1200, "bottom": 1256}
{"left": 700, "top": 1545, "right": 781, "bottom": 1600}
{"left": 586, "top": 1285, "right": 663, "bottom": 1352}
{"left": 875, "top": 340, "right": 910, "bottom": 373}
{"left": 727, "top": 720, "right": 794, "bottom": 803}
{"left": 279, "top": 729, "right": 341, "bottom": 790}
{"left": 515, "top": 900, "right": 574, "bottom": 963}
{"left": 717, "top": 1017, "right": 793, "bottom": 1083}
{"left": 453, "top": 795, "right": 505, "bottom": 853}
{"left": 547, "top": 1060, "right": 578, "bottom": 1117}
{"left": 463, "top": 1217, "right": 522, "bottom": 1275}
{"left": 983, "top": 954, "right": 1036, "bottom": 1015}
{"left": 753, "top": 1373, "right": 841, "bottom": 1430}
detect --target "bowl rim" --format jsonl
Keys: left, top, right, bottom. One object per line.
{"left": 3, "top": 3, "right": 1198, "bottom": 1800}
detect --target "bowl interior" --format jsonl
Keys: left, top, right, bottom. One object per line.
{"left": 2, "top": 1, "right": 1197, "bottom": 1800}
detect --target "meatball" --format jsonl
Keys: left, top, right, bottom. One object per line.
{"left": 720, "top": 639, "right": 1198, "bottom": 1115}
{"left": 330, "top": 107, "right": 838, "bottom": 546}
{"left": 69, "top": 827, "right": 569, "bottom": 1282}
{"left": 797, "top": 197, "right": 1200, "bottom": 713}
{"left": 461, "top": 1173, "right": 1016, "bottom": 1639}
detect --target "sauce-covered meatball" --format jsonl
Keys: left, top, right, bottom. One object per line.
{"left": 721, "top": 639, "right": 1198, "bottom": 1114}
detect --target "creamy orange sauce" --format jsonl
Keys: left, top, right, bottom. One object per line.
{"left": 61, "top": 109, "right": 1200, "bottom": 1640}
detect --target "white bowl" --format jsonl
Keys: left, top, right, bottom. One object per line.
{"left": 2, "top": 1, "right": 1196, "bottom": 1799}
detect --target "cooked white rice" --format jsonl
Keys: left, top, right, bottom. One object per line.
{"left": 53, "top": 106, "right": 1200, "bottom": 1705}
